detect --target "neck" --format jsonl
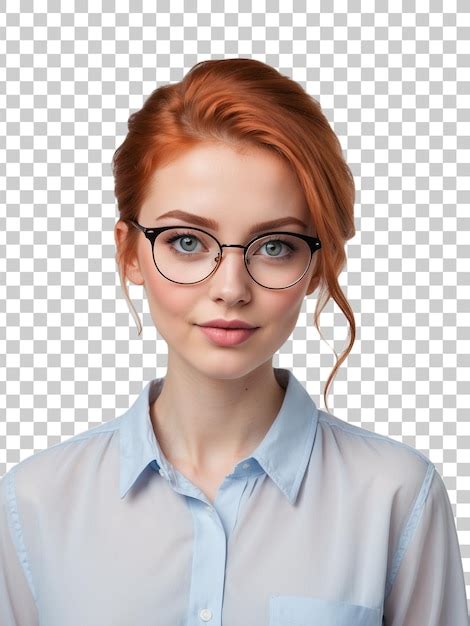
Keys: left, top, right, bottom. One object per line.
{"left": 149, "top": 358, "right": 286, "bottom": 474}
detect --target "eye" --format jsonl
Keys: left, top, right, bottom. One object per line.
{"left": 166, "top": 231, "right": 204, "bottom": 254}
{"left": 252, "top": 237, "right": 298, "bottom": 258}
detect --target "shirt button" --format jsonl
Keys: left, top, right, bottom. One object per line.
{"left": 242, "top": 462, "right": 250, "bottom": 469}
{"left": 159, "top": 468, "right": 167, "bottom": 478}
{"left": 199, "top": 608, "right": 213, "bottom": 621}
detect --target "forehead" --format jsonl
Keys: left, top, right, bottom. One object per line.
{"left": 150, "top": 142, "right": 293, "bottom": 187}
{"left": 141, "top": 142, "right": 312, "bottom": 229}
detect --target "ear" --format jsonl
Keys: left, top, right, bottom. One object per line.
{"left": 114, "top": 221, "right": 145, "bottom": 286}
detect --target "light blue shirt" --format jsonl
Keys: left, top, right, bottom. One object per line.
{"left": 0, "top": 367, "right": 468, "bottom": 625}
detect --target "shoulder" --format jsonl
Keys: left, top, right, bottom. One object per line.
{"left": 0, "top": 415, "right": 123, "bottom": 512}
{"left": 312, "top": 409, "right": 439, "bottom": 571}
{"left": 315, "top": 409, "right": 435, "bottom": 503}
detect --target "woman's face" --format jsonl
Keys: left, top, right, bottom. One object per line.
{"left": 115, "top": 142, "right": 319, "bottom": 380}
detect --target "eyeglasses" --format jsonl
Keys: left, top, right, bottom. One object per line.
{"left": 129, "top": 220, "right": 321, "bottom": 290}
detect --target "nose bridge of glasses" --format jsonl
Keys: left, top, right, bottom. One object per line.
{"left": 220, "top": 243, "right": 247, "bottom": 251}
{"left": 216, "top": 243, "right": 249, "bottom": 265}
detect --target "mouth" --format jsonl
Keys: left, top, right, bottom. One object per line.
{"left": 200, "top": 326, "right": 258, "bottom": 330}
{"left": 196, "top": 325, "right": 259, "bottom": 346}
{"left": 197, "top": 318, "right": 259, "bottom": 330}
{"left": 200, "top": 326, "right": 257, "bottom": 330}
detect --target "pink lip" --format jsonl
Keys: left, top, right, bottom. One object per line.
{"left": 199, "top": 319, "right": 257, "bottom": 329}
{"left": 197, "top": 325, "right": 259, "bottom": 346}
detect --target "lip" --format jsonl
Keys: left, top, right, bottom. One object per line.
{"left": 198, "top": 318, "right": 258, "bottom": 330}
{"left": 197, "top": 325, "right": 259, "bottom": 347}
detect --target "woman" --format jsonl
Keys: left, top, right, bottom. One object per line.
{"left": 1, "top": 58, "right": 467, "bottom": 625}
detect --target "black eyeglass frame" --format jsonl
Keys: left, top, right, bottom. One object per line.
{"left": 129, "top": 219, "right": 322, "bottom": 290}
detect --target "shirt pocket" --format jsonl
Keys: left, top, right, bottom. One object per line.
{"left": 269, "top": 594, "right": 382, "bottom": 626}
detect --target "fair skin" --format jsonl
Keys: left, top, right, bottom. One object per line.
{"left": 114, "top": 141, "right": 319, "bottom": 503}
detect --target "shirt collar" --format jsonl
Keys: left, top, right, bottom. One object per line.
{"left": 119, "top": 367, "right": 320, "bottom": 505}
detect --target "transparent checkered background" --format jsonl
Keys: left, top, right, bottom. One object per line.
{"left": 0, "top": 0, "right": 469, "bottom": 609}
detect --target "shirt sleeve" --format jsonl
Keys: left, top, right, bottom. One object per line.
{"left": 0, "top": 471, "right": 39, "bottom": 626}
{"left": 384, "top": 464, "right": 469, "bottom": 625}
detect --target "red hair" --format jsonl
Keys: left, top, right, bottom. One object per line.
{"left": 112, "top": 58, "right": 356, "bottom": 413}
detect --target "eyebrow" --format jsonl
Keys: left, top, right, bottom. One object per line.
{"left": 155, "top": 209, "right": 309, "bottom": 235}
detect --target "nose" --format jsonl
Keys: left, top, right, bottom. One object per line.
{"left": 216, "top": 245, "right": 250, "bottom": 274}
{"left": 210, "top": 245, "right": 253, "bottom": 291}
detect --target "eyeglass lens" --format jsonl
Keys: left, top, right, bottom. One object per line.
{"left": 152, "top": 227, "right": 312, "bottom": 288}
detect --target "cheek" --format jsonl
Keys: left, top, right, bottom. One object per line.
{"left": 268, "top": 286, "right": 306, "bottom": 323}
{"left": 146, "top": 286, "right": 194, "bottom": 345}
{"left": 146, "top": 279, "right": 194, "bottom": 320}
{"left": 267, "top": 290, "right": 307, "bottom": 349}
{"left": 139, "top": 252, "right": 193, "bottom": 324}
